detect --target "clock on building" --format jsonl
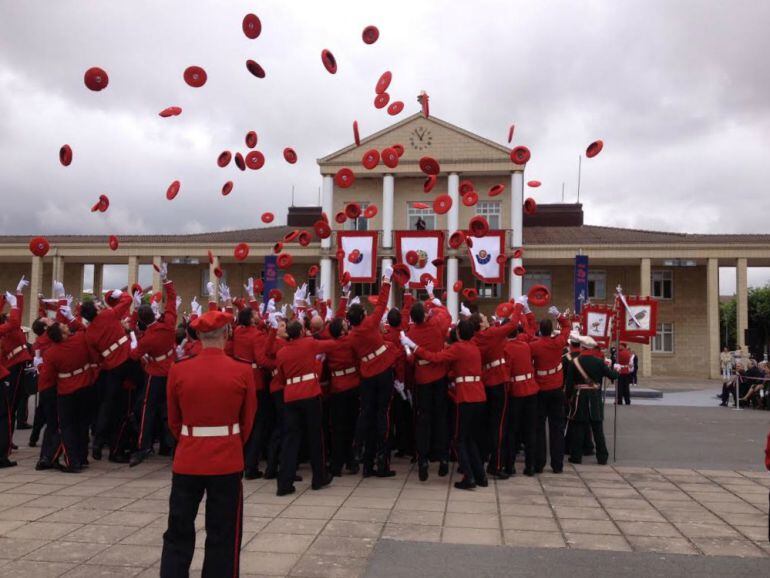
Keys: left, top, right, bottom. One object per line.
{"left": 409, "top": 126, "right": 433, "bottom": 151}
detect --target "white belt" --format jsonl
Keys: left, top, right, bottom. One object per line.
{"left": 181, "top": 423, "right": 240, "bottom": 437}
{"left": 484, "top": 358, "right": 505, "bottom": 370}
{"left": 513, "top": 373, "right": 533, "bottom": 382}
{"left": 332, "top": 366, "right": 356, "bottom": 378}
{"left": 58, "top": 364, "right": 92, "bottom": 379}
{"left": 101, "top": 335, "right": 129, "bottom": 358}
{"left": 286, "top": 373, "right": 316, "bottom": 385}
{"left": 6, "top": 345, "right": 25, "bottom": 359}
{"left": 456, "top": 376, "right": 481, "bottom": 384}
{"left": 363, "top": 345, "right": 387, "bottom": 363}
{"left": 271, "top": 369, "right": 278, "bottom": 377}
{"left": 536, "top": 363, "right": 562, "bottom": 376}
{"left": 416, "top": 359, "right": 432, "bottom": 366}
{"left": 251, "top": 363, "right": 258, "bottom": 369}
{"left": 151, "top": 349, "right": 175, "bottom": 363}
{"left": 90, "top": 363, "right": 99, "bottom": 369}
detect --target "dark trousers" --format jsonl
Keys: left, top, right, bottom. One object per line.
{"left": 94, "top": 362, "right": 131, "bottom": 448}
{"left": 354, "top": 368, "right": 394, "bottom": 467}
{"left": 278, "top": 396, "right": 326, "bottom": 491}
{"left": 1, "top": 377, "right": 12, "bottom": 458}
{"left": 568, "top": 393, "right": 608, "bottom": 464}
{"left": 266, "top": 390, "right": 284, "bottom": 475}
{"left": 390, "top": 390, "right": 414, "bottom": 456}
{"left": 536, "top": 388, "right": 565, "bottom": 472}
{"left": 58, "top": 387, "right": 93, "bottom": 468}
{"left": 616, "top": 375, "right": 631, "bottom": 405}
{"left": 244, "top": 387, "right": 272, "bottom": 473}
{"left": 161, "top": 472, "right": 243, "bottom": 578}
{"left": 7, "top": 363, "right": 24, "bottom": 440}
{"left": 506, "top": 393, "right": 537, "bottom": 473}
{"left": 329, "top": 388, "right": 359, "bottom": 474}
{"left": 31, "top": 386, "right": 46, "bottom": 442}
{"left": 455, "top": 402, "right": 486, "bottom": 483}
{"left": 135, "top": 374, "right": 169, "bottom": 452}
{"left": 37, "top": 388, "right": 61, "bottom": 463}
{"left": 484, "top": 383, "right": 508, "bottom": 472}
{"left": 414, "top": 379, "right": 448, "bottom": 463}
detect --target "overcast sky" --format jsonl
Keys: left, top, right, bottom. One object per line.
{"left": 2, "top": 1, "right": 769, "bottom": 292}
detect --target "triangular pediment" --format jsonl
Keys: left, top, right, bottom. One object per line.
{"left": 318, "top": 113, "right": 514, "bottom": 175}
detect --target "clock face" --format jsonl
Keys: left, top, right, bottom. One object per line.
{"left": 409, "top": 126, "right": 433, "bottom": 151}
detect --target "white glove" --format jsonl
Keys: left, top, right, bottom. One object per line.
{"left": 206, "top": 281, "right": 216, "bottom": 300}
{"left": 176, "top": 296, "right": 182, "bottom": 310}
{"left": 613, "top": 363, "right": 622, "bottom": 372}
{"left": 244, "top": 278, "right": 255, "bottom": 299}
{"left": 59, "top": 305, "right": 75, "bottom": 321}
{"left": 459, "top": 303, "right": 471, "bottom": 318}
{"left": 33, "top": 353, "right": 43, "bottom": 370}
{"left": 53, "top": 280, "right": 65, "bottom": 299}
{"left": 349, "top": 296, "right": 360, "bottom": 307}
{"left": 191, "top": 296, "right": 201, "bottom": 316}
{"left": 258, "top": 302, "right": 266, "bottom": 316}
{"left": 132, "top": 290, "right": 143, "bottom": 310}
{"left": 158, "top": 262, "right": 168, "bottom": 282}
{"left": 431, "top": 297, "right": 441, "bottom": 306}
{"left": 316, "top": 285, "right": 325, "bottom": 301}
{"left": 110, "top": 289, "right": 123, "bottom": 300}
{"left": 294, "top": 283, "right": 307, "bottom": 306}
{"left": 516, "top": 295, "right": 531, "bottom": 314}
{"left": 5, "top": 292, "right": 17, "bottom": 308}
{"left": 219, "top": 283, "right": 231, "bottom": 302}
{"left": 383, "top": 266, "right": 393, "bottom": 281}
{"left": 425, "top": 280, "right": 435, "bottom": 297}
{"left": 268, "top": 312, "right": 280, "bottom": 329}
{"left": 151, "top": 301, "right": 161, "bottom": 318}
{"left": 394, "top": 380, "right": 407, "bottom": 400}
{"left": 548, "top": 305, "right": 560, "bottom": 319}
{"left": 266, "top": 298, "right": 276, "bottom": 314}
{"left": 400, "top": 331, "right": 417, "bottom": 350}
{"left": 16, "top": 275, "right": 29, "bottom": 293}
{"left": 65, "top": 294, "right": 73, "bottom": 307}
{"left": 176, "top": 343, "right": 185, "bottom": 359}
{"left": 315, "top": 353, "right": 326, "bottom": 362}
{"left": 280, "top": 304, "right": 288, "bottom": 319}
{"left": 325, "top": 305, "right": 333, "bottom": 322}
{"left": 129, "top": 331, "right": 138, "bottom": 350}
{"left": 342, "top": 282, "right": 351, "bottom": 297}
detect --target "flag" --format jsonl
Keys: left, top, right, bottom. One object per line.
{"left": 395, "top": 231, "right": 445, "bottom": 288}
{"left": 467, "top": 231, "right": 505, "bottom": 283}
{"left": 337, "top": 231, "right": 378, "bottom": 282}
{"left": 574, "top": 254, "right": 588, "bottom": 313}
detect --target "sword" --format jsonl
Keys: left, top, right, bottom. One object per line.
{"left": 615, "top": 285, "right": 642, "bottom": 328}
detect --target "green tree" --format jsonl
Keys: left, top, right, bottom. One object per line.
{"left": 720, "top": 298, "right": 736, "bottom": 349}
{"left": 748, "top": 285, "right": 770, "bottom": 358}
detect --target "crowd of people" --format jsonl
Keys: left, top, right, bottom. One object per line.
{"left": 719, "top": 347, "right": 770, "bottom": 409}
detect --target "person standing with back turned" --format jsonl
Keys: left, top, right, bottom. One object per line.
{"left": 161, "top": 310, "right": 256, "bottom": 578}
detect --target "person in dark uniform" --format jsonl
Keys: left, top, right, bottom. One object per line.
{"left": 565, "top": 335, "right": 618, "bottom": 465}
{"left": 563, "top": 336, "right": 594, "bottom": 457}
{"left": 161, "top": 310, "right": 256, "bottom": 578}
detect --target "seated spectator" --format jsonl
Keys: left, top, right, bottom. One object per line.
{"left": 720, "top": 363, "right": 744, "bottom": 407}
{"left": 741, "top": 360, "right": 769, "bottom": 408}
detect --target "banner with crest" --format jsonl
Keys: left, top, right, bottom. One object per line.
{"left": 394, "top": 231, "right": 445, "bottom": 289}
{"left": 336, "top": 231, "right": 378, "bottom": 283}
{"left": 467, "top": 231, "right": 505, "bottom": 283}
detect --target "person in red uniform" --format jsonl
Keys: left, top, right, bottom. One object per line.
{"left": 403, "top": 319, "right": 488, "bottom": 490}
{"left": 161, "top": 310, "right": 256, "bottom": 578}
{"left": 347, "top": 267, "right": 399, "bottom": 477}
{"left": 0, "top": 288, "right": 26, "bottom": 468}
{"left": 37, "top": 313, "right": 98, "bottom": 473}
{"left": 529, "top": 306, "right": 570, "bottom": 474}
{"left": 81, "top": 286, "right": 134, "bottom": 460}
{"left": 31, "top": 315, "right": 62, "bottom": 469}
{"left": 615, "top": 343, "right": 635, "bottom": 405}
{"left": 128, "top": 264, "right": 177, "bottom": 466}
{"left": 274, "top": 320, "right": 343, "bottom": 495}
{"left": 1, "top": 277, "right": 32, "bottom": 446}
{"left": 383, "top": 306, "right": 413, "bottom": 460}
{"left": 406, "top": 294, "right": 450, "bottom": 481}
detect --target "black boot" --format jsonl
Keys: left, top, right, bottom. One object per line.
{"left": 454, "top": 477, "right": 476, "bottom": 490}
{"left": 276, "top": 485, "right": 296, "bottom": 497}
{"left": 129, "top": 448, "right": 152, "bottom": 468}
{"left": 312, "top": 473, "right": 333, "bottom": 490}
{"left": 438, "top": 461, "right": 449, "bottom": 477}
{"left": 418, "top": 459, "right": 429, "bottom": 482}
{"left": 0, "top": 458, "right": 18, "bottom": 469}
{"left": 35, "top": 459, "right": 53, "bottom": 471}
{"left": 345, "top": 460, "right": 359, "bottom": 475}
{"left": 244, "top": 468, "right": 263, "bottom": 480}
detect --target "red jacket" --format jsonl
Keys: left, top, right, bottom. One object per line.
{"left": 34, "top": 333, "right": 56, "bottom": 392}
{"left": 765, "top": 430, "right": 770, "bottom": 471}
{"left": 382, "top": 325, "right": 406, "bottom": 383}
{"left": 0, "top": 303, "right": 24, "bottom": 379}
{"left": 180, "top": 338, "right": 201, "bottom": 360}
{"left": 415, "top": 340, "right": 485, "bottom": 404}
{"left": 504, "top": 338, "right": 538, "bottom": 398}
{"left": 530, "top": 316, "right": 569, "bottom": 391}
{"left": 617, "top": 347, "right": 634, "bottom": 375}
{"left": 1, "top": 294, "right": 31, "bottom": 369}
{"left": 406, "top": 317, "right": 447, "bottom": 385}
{"left": 129, "top": 281, "right": 177, "bottom": 377}
{"left": 275, "top": 336, "right": 342, "bottom": 403}
{"left": 85, "top": 294, "right": 132, "bottom": 370}
{"left": 474, "top": 308, "right": 522, "bottom": 387}
{"left": 257, "top": 330, "right": 287, "bottom": 393}
{"left": 322, "top": 334, "right": 360, "bottom": 394}
{"left": 38, "top": 332, "right": 97, "bottom": 395}
{"left": 230, "top": 324, "right": 265, "bottom": 392}
{"left": 167, "top": 347, "right": 256, "bottom": 475}
{"left": 348, "top": 282, "right": 397, "bottom": 378}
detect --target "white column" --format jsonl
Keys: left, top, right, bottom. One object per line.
{"left": 509, "top": 170, "right": 524, "bottom": 298}
{"left": 321, "top": 175, "right": 333, "bottom": 250}
{"left": 127, "top": 256, "right": 139, "bottom": 288}
{"left": 446, "top": 257, "right": 459, "bottom": 321}
{"left": 152, "top": 256, "right": 162, "bottom": 293}
{"left": 447, "top": 173, "right": 459, "bottom": 233}
{"left": 320, "top": 257, "right": 333, "bottom": 309}
{"left": 640, "top": 258, "right": 652, "bottom": 377}
{"left": 93, "top": 264, "right": 104, "bottom": 298}
{"left": 382, "top": 174, "right": 394, "bottom": 249}
{"left": 737, "top": 258, "right": 748, "bottom": 352}
{"left": 707, "top": 259, "right": 721, "bottom": 379}
{"left": 51, "top": 254, "right": 64, "bottom": 294}
{"left": 28, "top": 256, "right": 43, "bottom": 327}
{"left": 208, "top": 256, "right": 219, "bottom": 301}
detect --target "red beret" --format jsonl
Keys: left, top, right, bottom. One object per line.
{"left": 234, "top": 153, "right": 246, "bottom": 171}
{"left": 362, "top": 149, "right": 380, "bottom": 170}
{"left": 376, "top": 71, "right": 392, "bottom": 94}
{"left": 283, "top": 273, "right": 297, "bottom": 289}
{"left": 269, "top": 289, "right": 283, "bottom": 302}
{"left": 496, "top": 254, "right": 507, "bottom": 265}
{"left": 514, "top": 265, "right": 526, "bottom": 277}
{"left": 453, "top": 280, "right": 463, "bottom": 292}
{"left": 261, "top": 212, "right": 274, "bottom": 224}
{"left": 217, "top": 151, "right": 232, "bottom": 167}
{"left": 381, "top": 147, "right": 399, "bottom": 168}
{"left": 523, "top": 198, "right": 537, "bottom": 215}
{"left": 242, "top": 14, "right": 262, "bottom": 39}
{"left": 419, "top": 273, "right": 434, "bottom": 286}
{"left": 413, "top": 201, "right": 429, "bottom": 210}
{"left": 431, "top": 258, "right": 444, "bottom": 267}
{"left": 60, "top": 145, "right": 73, "bottom": 166}
{"left": 469, "top": 216, "right": 489, "bottom": 238}
{"left": 462, "top": 288, "right": 478, "bottom": 302}
{"left": 221, "top": 181, "right": 234, "bottom": 196}
{"left": 183, "top": 66, "right": 207, "bottom": 88}
{"left": 108, "top": 235, "right": 119, "bottom": 251}
{"left": 159, "top": 106, "right": 182, "bottom": 118}
{"left": 448, "top": 231, "right": 465, "bottom": 249}
{"left": 488, "top": 184, "right": 505, "bottom": 197}
{"left": 508, "top": 124, "right": 515, "bottom": 143}
{"left": 277, "top": 253, "right": 293, "bottom": 269}
{"left": 335, "top": 168, "right": 355, "bottom": 188}
{"left": 459, "top": 180, "right": 475, "bottom": 195}
{"left": 495, "top": 302, "right": 513, "bottom": 318}
{"left": 321, "top": 49, "right": 337, "bottom": 74}
{"left": 586, "top": 140, "right": 604, "bottom": 158}
{"left": 273, "top": 242, "right": 283, "bottom": 254}
{"left": 166, "top": 181, "right": 180, "bottom": 201}
{"left": 353, "top": 121, "right": 360, "bottom": 146}
{"left": 392, "top": 144, "right": 405, "bottom": 157}
{"left": 362, "top": 25, "right": 379, "bottom": 44}
{"left": 433, "top": 194, "right": 452, "bottom": 215}
{"left": 284, "top": 230, "right": 300, "bottom": 242}
{"left": 510, "top": 146, "right": 531, "bottom": 165}
{"left": 313, "top": 220, "right": 331, "bottom": 239}
{"left": 234, "top": 243, "right": 250, "bottom": 261}
{"left": 246, "top": 151, "right": 265, "bottom": 170}
{"left": 392, "top": 264, "right": 411, "bottom": 286}
{"left": 335, "top": 211, "right": 347, "bottom": 224}
{"left": 374, "top": 93, "right": 390, "bottom": 109}
{"left": 335, "top": 249, "right": 345, "bottom": 261}
{"left": 513, "top": 248, "right": 524, "bottom": 259}
{"left": 405, "top": 250, "right": 419, "bottom": 266}
{"left": 345, "top": 202, "right": 361, "bottom": 219}
{"left": 84, "top": 67, "right": 109, "bottom": 91}
{"left": 462, "top": 191, "right": 479, "bottom": 207}
{"left": 423, "top": 175, "right": 437, "bottom": 193}
{"left": 191, "top": 310, "right": 233, "bottom": 333}
{"left": 308, "top": 265, "right": 319, "bottom": 278}
{"left": 245, "top": 131, "right": 258, "bottom": 148}
{"left": 528, "top": 284, "right": 551, "bottom": 307}
{"left": 283, "top": 148, "right": 297, "bottom": 164}
{"left": 29, "top": 236, "right": 50, "bottom": 257}
{"left": 387, "top": 101, "right": 404, "bottom": 116}
{"left": 527, "top": 180, "right": 541, "bottom": 188}
{"left": 419, "top": 156, "right": 440, "bottom": 176}
{"left": 213, "top": 267, "right": 223, "bottom": 279}
{"left": 364, "top": 205, "right": 378, "bottom": 219}
{"left": 298, "top": 231, "right": 312, "bottom": 247}
{"left": 253, "top": 278, "right": 264, "bottom": 294}
{"left": 341, "top": 271, "right": 351, "bottom": 284}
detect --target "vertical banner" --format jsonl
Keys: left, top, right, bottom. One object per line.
{"left": 574, "top": 254, "right": 589, "bottom": 313}
{"left": 263, "top": 255, "right": 278, "bottom": 305}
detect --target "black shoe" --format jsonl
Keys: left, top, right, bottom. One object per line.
{"left": 534, "top": 467, "right": 544, "bottom": 474}
{"left": 418, "top": 460, "right": 429, "bottom": 482}
{"left": 158, "top": 447, "right": 173, "bottom": 457}
{"left": 294, "top": 474, "right": 303, "bottom": 482}
{"left": 597, "top": 458, "right": 608, "bottom": 466}
{"left": 312, "top": 474, "right": 333, "bottom": 490}
{"left": 276, "top": 485, "right": 296, "bottom": 497}
{"left": 244, "top": 468, "right": 263, "bottom": 480}
{"left": 523, "top": 467, "right": 535, "bottom": 477}
{"left": 345, "top": 461, "right": 359, "bottom": 475}
{"left": 264, "top": 467, "right": 277, "bottom": 480}
{"left": 0, "top": 458, "right": 17, "bottom": 468}
{"left": 719, "top": 402, "right": 728, "bottom": 407}
{"left": 454, "top": 478, "right": 476, "bottom": 490}
{"left": 438, "top": 461, "right": 449, "bottom": 477}
{"left": 10, "top": 443, "right": 18, "bottom": 450}
{"left": 108, "top": 453, "right": 129, "bottom": 463}
{"left": 489, "top": 470, "right": 509, "bottom": 480}
{"left": 28, "top": 435, "right": 39, "bottom": 447}
{"left": 58, "top": 463, "right": 82, "bottom": 474}
{"left": 329, "top": 467, "right": 342, "bottom": 477}
{"left": 376, "top": 468, "right": 396, "bottom": 478}
{"left": 362, "top": 464, "right": 375, "bottom": 478}
{"left": 35, "top": 459, "right": 53, "bottom": 471}
{"left": 568, "top": 457, "right": 582, "bottom": 464}
{"left": 129, "top": 449, "right": 152, "bottom": 468}
{"left": 476, "top": 476, "right": 489, "bottom": 487}
{"left": 92, "top": 444, "right": 103, "bottom": 461}
{"left": 552, "top": 466, "right": 563, "bottom": 474}
{"left": 17, "top": 423, "right": 32, "bottom": 430}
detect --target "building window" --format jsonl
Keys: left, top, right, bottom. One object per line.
{"left": 475, "top": 201, "right": 501, "bottom": 229}
{"left": 344, "top": 202, "right": 370, "bottom": 231}
{"left": 475, "top": 279, "right": 501, "bottom": 299}
{"left": 352, "top": 268, "right": 380, "bottom": 297}
{"left": 523, "top": 271, "right": 552, "bottom": 295}
{"left": 588, "top": 271, "right": 606, "bottom": 300}
{"left": 407, "top": 203, "right": 436, "bottom": 230}
{"left": 201, "top": 268, "right": 228, "bottom": 296}
{"left": 652, "top": 322, "right": 674, "bottom": 353}
{"left": 652, "top": 270, "right": 673, "bottom": 300}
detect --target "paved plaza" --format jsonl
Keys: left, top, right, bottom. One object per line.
{"left": 0, "top": 394, "right": 768, "bottom": 577}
